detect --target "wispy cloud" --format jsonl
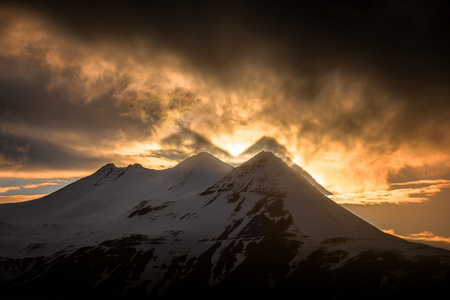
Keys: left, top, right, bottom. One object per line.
{"left": 0, "top": 194, "right": 47, "bottom": 204}
{"left": 0, "top": 170, "right": 89, "bottom": 179}
{"left": 0, "top": 182, "right": 59, "bottom": 194}
{"left": 0, "top": 143, "right": 29, "bottom": 169}
{"left": 330, "top": 179, "right": 450, "bottom": 205}
{"left": 390, "top": 179, "right": 450, "bottom": 187}
{"left": 0, "top": 178, "right": 75, "bottom": 204}
{"left": 382, "top": 229, "right": 450, "bottom": 245}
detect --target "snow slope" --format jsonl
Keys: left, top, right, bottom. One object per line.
{"left": 0, "top": 151, "right": 449, "bottom": 298}
{"left": 0, "top": 152, "right": 233, "bottom": 258}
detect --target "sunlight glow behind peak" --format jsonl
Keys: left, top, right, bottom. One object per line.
{"left": 224, "top": 144, "right": 248, "bottom": 157}
{"left": 211, "top": 132, "right": 262, "bottom": 157}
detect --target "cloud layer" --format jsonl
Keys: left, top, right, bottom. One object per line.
{"left": 331, "top": 179, "right": 450, "bottom": 205}
{"left": 382, "top": 229, "right": 450, "bottom": 250}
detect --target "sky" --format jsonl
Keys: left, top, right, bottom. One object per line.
{"left": 0, "top": 0, "right": 449, "bottom": 249}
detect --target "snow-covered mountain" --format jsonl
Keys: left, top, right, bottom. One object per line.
{"left": 0, "top": 152, "right": 449, "bottom": 298}
{"left": 240, "top": 136, "right": 331, "bottom": 195}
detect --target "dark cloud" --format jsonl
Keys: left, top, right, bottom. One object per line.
{"left": 161, "top": 129, "right": 231, "bottom": 159}
{"left": 0, "top": 131, "right": 106, "bottom": 171}
{"left": 388, "top": 165, "right": 450, "bottom": 183}
{"left": 0, "top": 56, "right": 153, "bottom": 172}
{"left": 0, "top": 58, "right": 149, "bottom": 135}
{"left": 5, "top": 1, "right": 450, "bottom": 138}
{"left": 241, "top": 136, "right": 289, "bottom": 158}
{"left": 146, "top": 149, "right": 188, "bottom": 164}
{"left": 13, "top": 1, "right": 449, "bottom": 75}
{"left": 0, "top": 138, "right": 29, "bottom": 169}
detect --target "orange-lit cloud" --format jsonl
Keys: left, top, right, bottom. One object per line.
{"left": 0, "top": 182, "right": 59, "bottom": 194}
{"left": 330, "top": 179, "right": 450, "bottom": 205}
{"left": 382, "top": 229, "right": 450, "bottom": 247}
{"left": 0, "top": 194, "right": 47, "bottom": 204}
{"left": 0, "top": 144, "right": 29, "bottom": 169}
{"left": 0, "top": 170, "right": 89, "bottom": 180}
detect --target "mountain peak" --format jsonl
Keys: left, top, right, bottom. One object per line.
{"left": 194, "top": 151, "right": 218, "bottom": 160}
{"left": 250, "top": 150, "right": 281, "bottom": 160}
{"left": 94, "top": 163, "right": 117, "bottom": 174}
{"left": 204, "top": 151, "right": 298, "bottom": 195}
{"left": 127, "top": 163, "right": 145, "bottom": 169}
{"left": 242, "top": 151, "right": 288, "bottom": 170}
{"left": 174, "top": 152, "right": 228, "bottom": 169}
{"left": 166, "top": 152, "right": 234, "bottom": 194}
{"left": 170, "top": 152, "right": 234, "bottom": 179}
{"left": 239, "top": 139, "right": 331, "bottom": 195}
{"left": 88, "top": 163, "right": 122, "bottom": 185}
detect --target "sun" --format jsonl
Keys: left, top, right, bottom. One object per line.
{"left": 224, "top": 143, "right": 249, "bottom": 157}
{"left": 211, "top": 136, "right": 255, "bottom": 157}
{"left": 210, "top": 129, "right": 267, "bottom": 157}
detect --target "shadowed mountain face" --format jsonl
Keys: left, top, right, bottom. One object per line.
{"left": 0, "top": 152, "right": 449, "bottom": 298}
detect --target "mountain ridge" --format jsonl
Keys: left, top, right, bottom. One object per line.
{"left": 0, "top": 151, "right": 449, "bottom": 298}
